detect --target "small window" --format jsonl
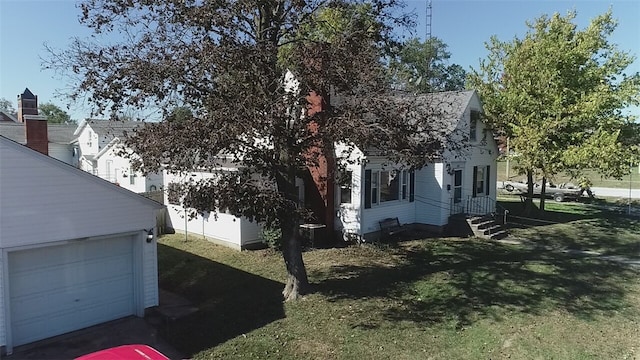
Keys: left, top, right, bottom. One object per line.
{"left": 401, "top": 170, "right": 408, "bottom": 200}
{"left": 129, "top": 167, "right": 136, "bottom": 185}
{"left": 454, "top": 169, "right": 462, "bottom": 203}
{"left": 339, "top": 170, "right": 352, "bottom": 204}
{"left": 470, "top": 110, "right": 480, "bottom": 142}
{"left": 475, "top": 166, "right": 485, "bottom": 195}
{"left": 371, "top": 171, "right": 379, "bottom": 205}
{"left": 167, "top": 182, "right": 181, "bottom": 205}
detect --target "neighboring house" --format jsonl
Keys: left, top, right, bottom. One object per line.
{"left": 0, "top": 88, "right": 76, "bottom": 164}
{"left": 164, "top": 90, "right": 498, "bottom": 249}
{"left": 73, "top": 119, "right": 163, "bottom": 193}
{"left": 163, "top": 170, "right": 304, "bottom": 250}
{"left": 95, "top": 137, "right": 164, "bottom": 193}
{"left": 0, "top": 135, "right": 162, "bottom": 353}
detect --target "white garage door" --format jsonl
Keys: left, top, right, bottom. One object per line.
{"left": 9, "top": 235, "right": 135, "bottom": 346}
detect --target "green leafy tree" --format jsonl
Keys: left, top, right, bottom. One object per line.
{"left": 45, "top": 0, "right": 462, "bottom": 300}
{"left": 469, "top": 10, "right": 640, "bottom": 211}
{"left": 0, "top": 98, "right": 15, "bottom": 113}
{"left": 39, "top": 103, "right": 75, "bottom": 124}
{"left": 390, "top": 37, "right": 467, "bottom": 93}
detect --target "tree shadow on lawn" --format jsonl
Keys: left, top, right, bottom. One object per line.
{"left": 313, "top": 240, "right": 639, "bottom": 330}
{"left": 155, "top": 244, "right": 285, "bottom": 357}
{"left": 508, "top": 213, "right": 640, "bottom": 256}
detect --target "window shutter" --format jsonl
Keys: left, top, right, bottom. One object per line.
{"left": 364, "top": 170, "right": 372, "bottom": 209}
{"left": 409, "top": 171, "right": 415, "bottom": 202}
{"left": 472, "top": 166, "right": 478, "bottom": 197}
{"left": 486, "top": 165, "right": 491, "bottom": 196}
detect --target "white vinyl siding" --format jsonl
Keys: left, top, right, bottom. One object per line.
{"left": 0, "top": 138, "right": 161, "bottom": 349}
{"left": 163, "top": 170, "right": 262, "bottom": 250}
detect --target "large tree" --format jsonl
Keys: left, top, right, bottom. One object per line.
{"left": 390, "top": 37, "right": 467, "bottom": 93}
{"left": 0, "top": 98, "right": 15, "bottom": 113}
{"left": 468, "top": 10, "right": 640, "bottom": 211}
{"left": 46, "top": 0, "right": 460, "bottom": 300}
{"left": 39, "top": 103, "right": 75, "bottom": 124}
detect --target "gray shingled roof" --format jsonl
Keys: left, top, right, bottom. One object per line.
{"left": 0, "top": 123, "right": 77, "bottom": 144}
{"left": 83, "top": 120, "right": 143, "bottom": 138}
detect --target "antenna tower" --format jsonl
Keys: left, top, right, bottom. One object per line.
{"left": 426, "top": 0, "right": 432, "bottom": 41}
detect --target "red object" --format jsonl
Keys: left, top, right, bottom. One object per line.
{"left": 75, "top": 344, "right": 170, "bottom": 360}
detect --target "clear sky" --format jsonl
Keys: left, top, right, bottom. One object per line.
{"left": 1, "top": 0, "right": 639, "bottom": 121}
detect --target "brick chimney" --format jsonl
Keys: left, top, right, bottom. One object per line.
{"left": 24, "top": 114, "right": 48, "bottom": 155}
{"left": 17, "top": 88, "right": 38, "bottom": 123}
{"left": 17, "top": 88, "right": 48, "bottom": 155}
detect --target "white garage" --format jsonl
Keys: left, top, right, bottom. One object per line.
{"left": 0, "top": 136, "right": 163, "bottom": 354}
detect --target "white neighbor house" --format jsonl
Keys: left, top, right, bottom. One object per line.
{"left": 163, "top": 90, "right": 498, "bottom": 248}
{"left": 163, "top": 169, "right": 266, "bottom": 250}
{"left": 74, "top": 120, "right": 163, "bottom": 193}
{"left": 0, "top": 136, "right": 162, "bottom": 353}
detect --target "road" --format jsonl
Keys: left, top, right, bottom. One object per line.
{"left": 591, "top": 187, "right": 640, "bottom": 199}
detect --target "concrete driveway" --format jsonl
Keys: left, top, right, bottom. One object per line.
{"left": 4, "top": 289, "right": 196, "bottom": 360}
{"left": 5, "top": 316, "right": 184, "bottom": 360}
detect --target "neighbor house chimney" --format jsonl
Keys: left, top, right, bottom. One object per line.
{"left": 24, "top": 114, "right": 48, "bottom": 155}
{"left": 17, "top": 88, "right": 38, "bottom": 123}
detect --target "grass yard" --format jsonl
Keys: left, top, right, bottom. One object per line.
{"left": 157, "top": 212, "right": 640, "bottom": 360}
{"left": 497, "top": 160, "right": 640, "bottom": 189}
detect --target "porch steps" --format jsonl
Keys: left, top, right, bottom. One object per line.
{"left": 467, "top": 214, "right": 509, "bottom": 240}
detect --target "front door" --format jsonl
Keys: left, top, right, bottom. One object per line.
{"left": 452, "top": 169, "right": 463, "bottom": 214}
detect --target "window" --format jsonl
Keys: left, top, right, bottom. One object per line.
{"left": 473, "top": 165, "right": 491, "bottom": 197}
{"left": 454, "top": 169, "right": 463, "bottom": 203}
{"left": 401, "top": 171, "right": 408, "bottom": 200}
{"left": 167, "top": 182, "right": 181, "bottom": 205}
{"left": 470, "top": 110, "right": 480, "bottom": 142}
{"left": 105, "top": 160, "right": 113, "bottom": 181}
{"left": 365, "top": 169, "right": 412, "bottom": 208}
{"left": 129, "top": 167, "right": 136, "bottom": 185}
{"left": 339, "top": 170, "right": 352, "bottom": 204}
{"left": 380, "top": 170, "right": 400, "bottom": 202}
{"left": 371, "top": 171, "right": 379, "bottom": 204}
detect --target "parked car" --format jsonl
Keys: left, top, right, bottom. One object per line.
{"left": 75, "top": 345, "right": 170, "bottom": 360}
{"left": 499, "top": 180, "right": 585, "bottom": 202}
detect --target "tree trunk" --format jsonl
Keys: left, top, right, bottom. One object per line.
{"left": 524, "top": 170, "right": 535, "bottom": 215}
{"left": 281, "top": 222, "right": 309, "bottom": 301}
{"left": 539, "top": 176, "right": 547, "bottom": 211}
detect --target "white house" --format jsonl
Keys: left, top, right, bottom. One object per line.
{"left": 0, "top": 136, "right": 162, "bottom": 354}
{"left": 163, "top": 90, "right": 497, "bottom": 249}
{"left": 73, "top": 120, "right": 163, "bottom": 193}
{"left": 95, "top": 138, "right": 164, "bottom": 193}
{"left": 163, "top": 169, "right": 266, "bottom": 250}
{"left": 336, "top": 90, "right": 498, "bottom": 241}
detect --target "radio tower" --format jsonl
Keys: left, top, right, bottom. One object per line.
{"left": 426, "top": 0, "right": 432, "bottom": 41}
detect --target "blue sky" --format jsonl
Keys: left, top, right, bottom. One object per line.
{"left": 1, "top": 0, "right": 639, "bottom": 120}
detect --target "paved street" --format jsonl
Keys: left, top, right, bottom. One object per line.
{"left": 591, "top": 187, "right": 640, "bottom": 199}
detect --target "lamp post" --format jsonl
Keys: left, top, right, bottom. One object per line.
{"left": 629, "top": 162, "right": 633, "bottom": 215}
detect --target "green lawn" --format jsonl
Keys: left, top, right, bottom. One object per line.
{"left": 497, "top": 160, "right": 640, "bottom": 189}
{"left": 157, "top": 213, "right": 640, "bottom": 360}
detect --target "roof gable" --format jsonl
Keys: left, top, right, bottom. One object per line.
{"left": 0, "top": 135, "right": 163, "bottom": 247}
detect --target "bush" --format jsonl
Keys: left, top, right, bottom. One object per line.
{"left": 261, "top": 226, "right": 282, "bottom": 250}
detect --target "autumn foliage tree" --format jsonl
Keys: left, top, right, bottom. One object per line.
{"left": 46, "top": 0, "right": 461, "bottom": 300}
{"left": 469, "top": 10, "right": 640, "bottom": 212}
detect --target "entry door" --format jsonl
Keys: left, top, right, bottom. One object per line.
{"left": 452, "top": 169, "right": 464, "bottom": 214}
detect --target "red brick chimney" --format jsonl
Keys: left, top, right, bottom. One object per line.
{"left": 24, "top": 114, "right": 48, "bottom": 155}
{"left": 17, "top": 88, "right": 48, "bottom": 155}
